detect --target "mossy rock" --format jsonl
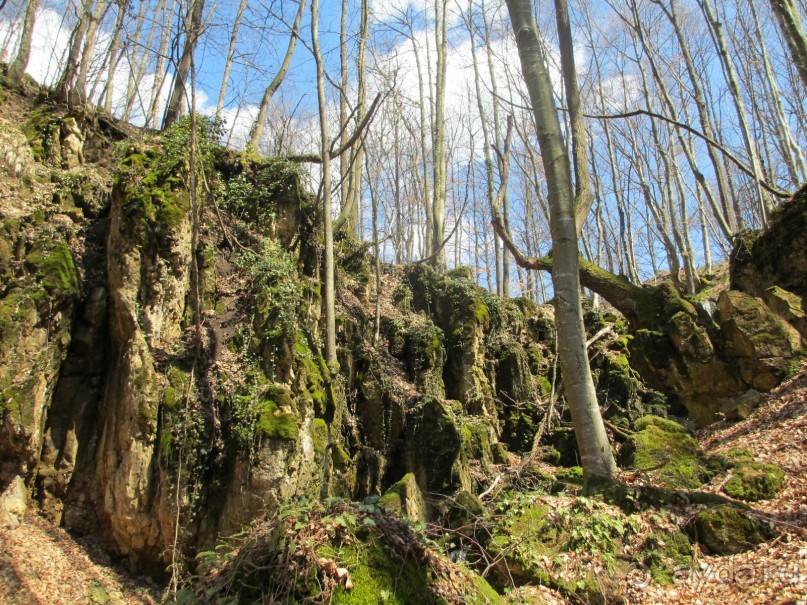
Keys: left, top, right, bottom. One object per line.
{"left": 378, "top": 473, "right": 427, "bottom": 522}
{"left": 555, "top": 466, "right": 584, "bottom": 486}
{"left": 617, "top": 416, "right": 706, "bottom": 489}
{"left": 633, "top": 415, "right": 688, "bottom": 435}
{"left": 436, "top": 489, "right": 485, "bottom": 529}
{"left": 640, "top": 530, "right": 692, "bottom": 585}
{"left": 257, "top": 387, "right": 299, "bottom": 441}
{"left": 24, "top": 242, "right": 80, "bottom": 298}
{"left": 724, "top": 462, "right": 785, "bottom": 502}
{"left": 692, "top": 505, "right": 771, "bottom": 555}
{"left": 327, "top": 539, "right": 436, "bottom": 605}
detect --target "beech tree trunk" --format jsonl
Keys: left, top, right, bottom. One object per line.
{"left": 311, "top": 0, "right": 337, "bottom": 366}
{"left": 8, "top": 0, "right": 42, "bottom": 84}
{"left": 247, "top": 0, "right": 306, "bottom": 151}
{"left": 505, "top": 0, "right": 616, "bottom": 485}
{"left": 769, "top": 0, "right": 807, "bottom": 90}
{"left": 164, "top": 0, "right": 205, "bottom": 129}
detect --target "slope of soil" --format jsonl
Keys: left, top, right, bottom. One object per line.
{"left": 0, "top": 514, "right": 159, "bottom": 605}
{"left": 631, "top": 363, "right": 807, "bottom": 605}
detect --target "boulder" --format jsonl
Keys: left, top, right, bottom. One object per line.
{"left": 617, "top": 415, "right": 707, "bottom": 489}
{"left": 692, "top": 505, "right": 771, "bottom": 555}
{"left": 724, "top": 462, "right": 785, "bottom": 502}
{"left": 717, "top": 290, "right": 802, "bottom": 391}
{"left": 730, "top": 185, "right": 807, "bottom": 300}
{"left": 404, "top": 397, "right": 471, "bottom": 503}
{"left": 378, "top": 472, "right": 427, "bottom": 522}
{"left": 764, "top": 286, "right": 807, "bottom": 339}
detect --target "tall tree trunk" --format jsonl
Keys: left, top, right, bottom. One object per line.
{"left": 467, "top": 0, "right": 501, "bottom": 294}
{"left": 247, "top": 0, "right": 306, "bottom": 151}
{"left": 164, "top": 0, "right": 205, "bottom": 129}
{"left": 146, "top": 0, "right": 175, "bottom": 128}
{"left": 55, "top": 0, "right": 94, "bottom": 103}
{"left": 75, "top": 0, "right": 110, "bottom": 102}
{"left": 98, "top": 0, "right": 129, "bottom": 112}
{"left": 769, "top": 0, "right": 807, "bottom": 89}
{"left": 311, "top": 0, "right": 337, "bottom": 366}
{"left": 216, "top": 0, "right": 247, "bottom": 121}
{"left": 345, "top": 0, "right": 369, "bottom": 233}
{"left": 505, "top": 0, "right": 616, "bottom": 485}
{"left": 482, "top": 0, "right": 510, "bottom": 295}
{"left": 8, "top": 0, "right": 42, "bottom": 84}
{"left": 431, "top": 0, "right": 448, "bottom": 267}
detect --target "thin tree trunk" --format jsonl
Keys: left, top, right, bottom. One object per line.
{"left": 505, "top": 0, "right": 616, "bottom": 485}
{"left": 8, "top": 0, "right": 42, "bottom": 84}
{"left": 216, "top": 0, "right": 247, "bottom": 121}
{"left": 312, "top": 0, "right": 337, "bottom": 366}
{"left": 247, "top": 0, "right": 305, "bottom": 151}
{"left": 164, "top": 0, "right": 206, "bottom": 129}
{"left": 146, "top": 0, "right": 174, "bottom": 128}
{"left": 98, "top": 0, "right": 129, "bottom": 112}
{"left": 700, "top": 0, "right": 769, "bottom": 226}
{"left": 431, "top": 0, "right": 448, "bottom": 267}
{"left": 56, "top": 0, "right": 94, "bottom": 103}
{"left": 467, "top": 0, "right": 501, "bottom": 294}
{"left": 76, "top": 0, "right": 110, "bottom": 102}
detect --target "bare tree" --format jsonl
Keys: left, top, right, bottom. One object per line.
{"left": 504, "top": 0, "right": 616, "bottom": 484}
{"left": 247, "top": 0, "right": 306, "bottom": 151}
{"left": 7, "top": 0, "right": 42, "bottom": 84}
{"left": 164, "top": 0, "right": 206, "bottom": 129}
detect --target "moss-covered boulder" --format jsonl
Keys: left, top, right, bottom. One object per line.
{"left": 692, "top": 505, "right": 771, "bottom": 555}
{"left": 718, "top": 290, "right": 802, "bottom": 391}
{"left": 639, "top": 530, "right": 692, "bottom": 585}
{"left": 488, "top": 497, "right": 633, "bottom": 604}
{"left": 404, "top": 397, "right": 471, "bottom": 503}
{"left": 724, "top": 462, "right": 785, "bottom": 502}
{"left": 730, "top": 185, "right": 807, "bottom": 301}
{"left": 628, "top": 317, "right": 745, "bottom": 426}
{"left": 617, "top": 415, "right": 707, "bottom": 489}
{"left": 764, "top": 286, "right": 807, "bottom": 340}
{"left": 378, "top": 473, "right": 427, "bottom": 522}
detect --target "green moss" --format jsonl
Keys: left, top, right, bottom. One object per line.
{"left": 256, "top": 388, "right": 299, "bottom": 441}
{"left": 725, "top": 446, "right": 755, "bottom": 462}
{"left": 724, "top": 462, "right": 785, "bottom": 501}
{"left": 328, "top": 539, "right": 436, "bottom": 605}
{"left": 555, "top": 466, "right": 584, "bottom": 485}
{"left": 331, "top": 443, "right": 352, "bottom": 471}
{"left": 693, "top": 505, "right": 770, "bottom": 555}
{"left": 634, "top": 415, "right": 688, "bottom": 435}
{"left": 313, "top": 418, "right": 329, "bottom": 460}
{"left": 24, "top": 242, "right": 80, "bottom": 298}
{"left": 295, "top": 332, "right": 331, "bottom": 417}
{"left": 462, "top": 566, "right": 504, "bottom": 604}
{"left": 641, "top": 531, "right": 692, "bottom": 585}
{"left": 618, "top": 418, "right": 706, "bottom": 489}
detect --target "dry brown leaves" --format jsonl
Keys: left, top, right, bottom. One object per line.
{"left": 629, "top": 364, "right": 807, "bottom": 605}
{"left": 0, "top": 514, "right": 159, "bottom": 605}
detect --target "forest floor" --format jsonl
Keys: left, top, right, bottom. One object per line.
{"left": 626, "top": 363, "right": 807, "bottom": 605}
{"left": 0, "top": 515, "right": 160, "bottom": 605}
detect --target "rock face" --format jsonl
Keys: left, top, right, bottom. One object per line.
{"left": 730, "top": 185, "right": 807, "bottom": 300}
{"left": 3, "top": 90, "right": 805, "bottom": 579}
{"left": 717, "top": 290, "right": 802, "bottom": 391}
